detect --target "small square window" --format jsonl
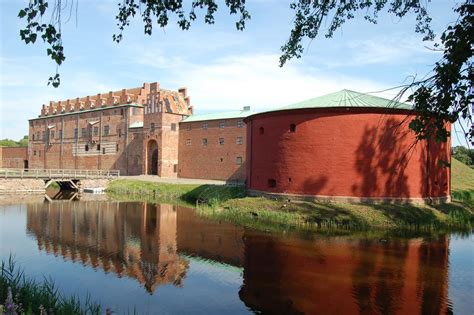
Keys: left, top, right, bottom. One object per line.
{"left": 202, "top": 138, "right": 208, "bottom": 146}
{"left": 219, "top": 121, "right": 225, "bottom": 128}
{"left": 186, "top": 139, "right": 192, "bottom": 146}
{"left": 202, "top": 123, "right": 208, "bottom": 129}
{"left": 236, "top": 137, "right": 243, "bottom": 145}
{"left": 93, "top": 126, "right": 99, "bottom": 136}
{"left": 237, "top": 120, "right": 244, "bottom": 128}
{"left": 236, "top": 156, "right": 243, "bottom": 165}
{"left": 219, "top": 138, "right": 224, "bottom": 145}
{"left": 171, "top": 123, "right": 177, "bottom": 131}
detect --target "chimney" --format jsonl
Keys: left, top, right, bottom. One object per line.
{"left": 178, "top": 87, "right": 187, "bottom": 98}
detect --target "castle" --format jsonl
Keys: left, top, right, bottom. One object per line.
{"left": 28, "top": 82, "right": 249, "bottom": 181}
{"left": 26, "top": 82, "right": 451, "bottom": 202}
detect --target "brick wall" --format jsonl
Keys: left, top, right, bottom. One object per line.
{"left": 29, "top": 104, "right": 143, "bottom": 174}
{"left": 178, "top": 118, "right": 247, "bottom": 181}
{"left": 0, "top": 147, "right": 28, "bottom": 168}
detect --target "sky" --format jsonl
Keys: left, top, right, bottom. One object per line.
{"left": 0, "top": 0, "right": 469, "bottom": 146}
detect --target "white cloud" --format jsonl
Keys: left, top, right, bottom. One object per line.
{"left": 134, "top": 52, "right": 392, "bottom": 112}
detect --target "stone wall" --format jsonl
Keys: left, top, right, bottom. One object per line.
{"left": 0, "top": 178, "right": 44, "bottom": 193}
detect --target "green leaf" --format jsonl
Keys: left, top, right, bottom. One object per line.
{"left": 18, "top": 9, "right": 27, "bottom": 18}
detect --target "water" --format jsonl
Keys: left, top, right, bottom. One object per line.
{"left": 0, "top": 197, "right": 473, "bottom": 314}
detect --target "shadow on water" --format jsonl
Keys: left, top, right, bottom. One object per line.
{"left": 5, "top": 200, "right": 466, "bottom": 314}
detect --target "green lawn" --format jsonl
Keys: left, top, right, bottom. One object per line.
{"left": 107, "top": 159, "right": 474, "bottom": 231}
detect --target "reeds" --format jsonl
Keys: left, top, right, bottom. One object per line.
{"left": 0, "top": 256, "right": 101, "bottom": 315}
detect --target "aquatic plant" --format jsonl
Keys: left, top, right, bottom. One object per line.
{"left": 0, "top": 256, "right": 102, "bottom": 315}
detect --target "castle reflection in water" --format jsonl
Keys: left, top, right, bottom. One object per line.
{"left": 26, "top": 200, "right": 451, "bottom": 314}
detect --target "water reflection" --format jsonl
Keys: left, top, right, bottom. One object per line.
{"left": 21, "top": 200, "right": 460, "bottom": 314}
{"left": 239, "top": 232, "right": 452, "bottom": 314}
{"left": 26, "top": 201, "right": 243, "bottom": 294}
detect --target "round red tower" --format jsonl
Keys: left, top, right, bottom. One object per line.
{"left": 245, "top": 90, "right": 450, "bottom": 203}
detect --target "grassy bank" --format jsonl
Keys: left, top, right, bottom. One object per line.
{"left": 451, "top": 158, "right": 474, "bottom": 205}
{"left": 1, "top": 257, "right": 101, "bottom": 315}
{"left": 107, "top": 159, "right": 474, "bottom": 231}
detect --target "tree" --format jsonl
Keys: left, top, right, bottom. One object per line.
{"left": 18, "top": 0, "right": 473, "bottom": 145}
{"left": 0, "top": 136, "right": 29, "bottom": 147}
{"left": 452, "top": 146, "right": 474, "bottom": 166}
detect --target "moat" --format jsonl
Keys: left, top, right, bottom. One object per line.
{"left": 0, "top": 196, "right": 473, "bottom": 314}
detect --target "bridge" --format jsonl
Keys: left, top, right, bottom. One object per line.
{"left": 0, "top": 168, "right": 120, "bottom": 190}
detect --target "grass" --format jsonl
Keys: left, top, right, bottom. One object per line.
{"left": 0, "top": 256, "right": 102, "bottom": 315}
{"left": 106, "top": 159, "right": 474, "bottom": 232}
{"left": 106, "top": 179, "right": 245, "bottom": 204}
{"left": 451, "top": 158, "right": 474, "bottom": 205}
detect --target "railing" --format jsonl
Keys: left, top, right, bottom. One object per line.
{"left": 0, "top": 168, "right": 120, "bottom": 179}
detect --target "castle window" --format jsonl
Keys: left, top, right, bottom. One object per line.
{"left": 50, "top": 130, "right": 55, "bottom": 139}
{"left": 259, "top": 127, "right": 264, "bottom": 135}
{"left": 219, "top": 138, "right": 224, "bottom": 145}
{"left": 173, "top": 164, "right": 178, "bottom": 173}
{"left": 236, "top": 156, "right": 243, "bottom": 165}
{"left": 33, "top": 150, "right": 37, "bottom": 156}
{"left": 102, "top": 148, "right": 106, "bottom": 154}
{"left": 290, "top": 124, "right": 296, "bottom": 132}
{"left": 202, "top": 138, "right": 208, "bottom": 146}
{"left": 171, "top": 123, "right": 177, "bottom": 131}
{"left": 268, "top": 179, "right": 276, "bottom": 188}
{"left": 116, "top": 144, "right": 119, "bottom": 152}
{"left": 236, "top": 137, "right": 243, "bottom": 145}
{"left": 237, "top": 119, "right": 244, "bottom": 128}
{"left": 202, "top": 123, "right": 208, "bottom": 129}
{"left": 219, "top": 121, "right": 225, "bottom": 128}
{"left": 186, "top": 139, "right": 192, "bottom": 146}
{"left": 85, "top": 144, "right": 89, "bottom": 151}
{"left": 120, "top": 108, "right": 124, "bottom": 116}
{"left": 32, "top": 134, "right": 35, "bottom": 141}
{"left": 150, "top": 123, "right": 155, "bottom": 132}
{"left": 118, "top": 128, "right": 122, "bottom": 138}
{"left": 93, "top": 126, "right": 99, "bottom": 136}
{"left": 97, "top": 144, "right": 101, "bottom": 151}
{"left": 104, "top": 125, "right": 110, "bottom": 136}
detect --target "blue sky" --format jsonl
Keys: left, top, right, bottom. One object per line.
{"left": 0, "top": 0, "right": 468, "bottom": 146}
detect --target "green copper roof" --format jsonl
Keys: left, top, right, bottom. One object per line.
{"left": 129, "top": 121, "right": 143, "bottom": 129}
{"left": 279, "top": 89, "right": 413, "bottom": 111}
{"left": 182, "top": 107, "right": 254, "bottom": 123}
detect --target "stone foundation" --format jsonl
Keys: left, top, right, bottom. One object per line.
{"left": 0, "top": 179, "right": 45, "bottom": 194}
